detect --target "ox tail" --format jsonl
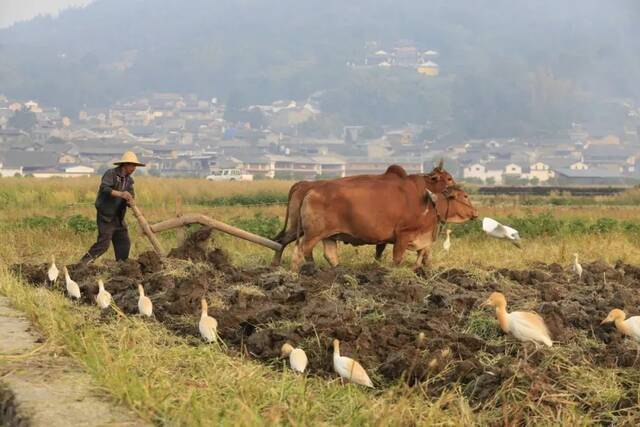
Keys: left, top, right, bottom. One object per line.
{"left": 295, "top": 202, "right": 303, "bottom": 248}
{"left": 295, "top": 191, "right": 309, "bottom": 250}
{"left": 272, "top": 183, "right": 299, "bottom": 243}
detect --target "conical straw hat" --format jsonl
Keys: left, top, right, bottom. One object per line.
{"left": 113, "top": 151, "right": 145, "bottom": 166}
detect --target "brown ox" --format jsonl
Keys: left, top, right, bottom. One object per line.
{"left": 291, "top": 179, "right": 477, "bottom": 271}
{"left": 271, "top": 162, "right": 455, "bottom": 266}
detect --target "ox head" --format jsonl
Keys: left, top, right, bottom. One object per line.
{"left": 433, "top": 185, "right": 478, "bottom": 223}
{"left": 422, "top": 159, "right": 455, "bottom": 193}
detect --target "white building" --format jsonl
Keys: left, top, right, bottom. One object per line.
{"left": 529, "top": 162, "right": 554, "bottom": 182}
{"left": 463, "top": 163, "right": 489, "bottom": 181}
{"left": 0, "top": 164, "right": 23, "bottom": 177}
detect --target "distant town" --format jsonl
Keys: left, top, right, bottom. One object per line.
{"left": 1, "top": 90, "right": 639, "bottom": 186}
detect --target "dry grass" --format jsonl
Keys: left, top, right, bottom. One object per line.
{"left": 3, "top": 178, "right": 640, "bottom": 424}
{"left": 0, "top": 266, "right": 480, "bottom": 425}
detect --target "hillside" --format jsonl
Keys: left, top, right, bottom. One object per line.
{"left": 1, "top": 0, "right": 639, "bottom": 136}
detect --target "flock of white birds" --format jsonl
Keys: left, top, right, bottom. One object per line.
{"left": 41, "top": 216, "right": 640, "bottom": 388}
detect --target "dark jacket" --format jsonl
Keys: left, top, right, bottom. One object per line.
{"left": 95, "top": 167, "right": 135, "bottom": 222}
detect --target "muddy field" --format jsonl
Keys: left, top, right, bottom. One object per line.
{"left": 11, "top": 228, "right": 640, "bottom": 409}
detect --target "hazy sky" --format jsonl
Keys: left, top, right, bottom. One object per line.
{"left": 0, "top": 0, "right": 93, "bottom": 28}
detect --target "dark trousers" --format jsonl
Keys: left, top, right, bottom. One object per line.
{"left": 80, "top": 215, "right": 131, "bottom": 263}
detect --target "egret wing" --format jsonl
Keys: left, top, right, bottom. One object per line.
{"left": 482, "top": 217, "right": 501, "bottom": 233}
{"left": 509, "top": 311, "right": 552, "bottom": 346}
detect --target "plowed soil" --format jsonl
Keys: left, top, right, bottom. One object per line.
{"left": 11, "top": 228, "right": 640, "bottom": 407}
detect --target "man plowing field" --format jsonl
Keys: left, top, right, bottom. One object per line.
{"left": 79, "top": 151, "right": 145, "bottom": 264}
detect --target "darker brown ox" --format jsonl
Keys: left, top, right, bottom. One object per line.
{"left": 291, "top": 179, "right": 477, "bottom": 271}
{"left": 271, "top": 161, "right": 455, "bottom": 266}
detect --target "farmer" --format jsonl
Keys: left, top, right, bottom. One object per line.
{"left": 79, "top": 151, "right": 145, "bottom": 264}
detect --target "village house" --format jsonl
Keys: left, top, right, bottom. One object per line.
{"left": 232, "top": 155, "right": 273, "bottom": 178}
{"left": 265, "top": 154, "right": 320, "bottom": 179}
{"left": 30, "top": 165, "right": 95, "bottom": 178}
{"left": 345, "top": 158, "right": 423, "bottom": 176}
{"left": 0, "top": 128, "right": 29, "bottom": 145}
{"left": 462, "top": 160, "right": 527, "bottom": 184}
{"left": 311, "top": 155, "right": 346, "bottom": 178}
{"left": 554, "top": 168, "right": 627, "bottom": 185}
{"left": 529, "top": 162, "right": 553, "bottom": 182}
{"left": 463, "top": 163, "right": 488, "bottom": 182}
{"left": 416, "top": 61, "right": 439, "bottom": 76}
{"left": 0, "top": 150, "right": 59, "bottom": 176}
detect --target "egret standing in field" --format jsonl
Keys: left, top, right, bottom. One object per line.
{"left": 48, "top": 255, "right": 59, "bottom": 285}
{"left": 199, "top": 298, "right": 218, "bottom": 343}
{"left": 482, "top": 217, "right": 521, "bottom": 247}
{"left": 281, "top": 343, "right": 308, "bottom": 373}
{"left": 332, "top": 339, "right": 374, "bottom": 388}
{"left": 482, "top": 292, "right": 552, "bottom": 358}
{"left": 442, "top": 229, "right": 452, "bottom": 253}
{"left": 137, "top": 284, "right": 153, "bottom": 317}
{"left": 602, "top": 309, "right": 640, "bottom": 362}
{"left": 63, "top": 266, "right": 81, "bottom": 300}
{"left": 572, "top": 253, "right": 583, "bottom": 279}
{"left": 601, "top": 309, "right": 640, "bottom": 342}
{"left": 96, "top": 279, "right": 112, "bottom": 309}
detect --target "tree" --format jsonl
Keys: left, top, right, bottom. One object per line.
{"left": 8, "top": 110, "right": 37, "bottom": 131}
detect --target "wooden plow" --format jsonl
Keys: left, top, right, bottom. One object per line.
{"left": 130, "top": 199, "right": 283, "bottom": 257}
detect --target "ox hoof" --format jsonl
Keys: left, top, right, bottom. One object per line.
{"left": 414, "top": 266, "right": 431, "bottom": 278}
{"left": 299, "top": 262, "right": 318, "bottom": 277}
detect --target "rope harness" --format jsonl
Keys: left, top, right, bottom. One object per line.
{"left": 428, "top": 185, "right": 474, "bottom": 240}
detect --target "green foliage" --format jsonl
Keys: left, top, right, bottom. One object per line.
{"left": 451, "top": 211, "right": 640, "bottom": 239}
{"left": 621, "top": 220, "right": 640, "bottom": 234}
{"left": 67, "top": 214, "right": 97, "bottom": 233}
{"left": 566, "top": 218, "right": 589, "bottom": 234}
{"left": 590, "top": 218, "right": 617, "bottom": 234}
{"left": 200, "top": 192, "right": 288, "bottom": 207}
{"left": 507, "top": 212, "right": 562, "bottom": 236}
{"left": 231, "top": 212, "right": 282, "bottom": 238}
{"left": 20, "top": 215, "right": 62, "bottom": 229}
{"left": 464, "top": 311, "right": 503, "bottom": 342}
{"left": 18, "top": 214, "right": 96, "bottom": 233}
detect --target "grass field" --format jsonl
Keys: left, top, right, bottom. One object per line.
{"left": 2, "top": 176, "right": 640, "bottom": 425}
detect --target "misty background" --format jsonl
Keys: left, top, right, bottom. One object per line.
{"left": 1, "top": 0, "right": 639, "bottom": 138}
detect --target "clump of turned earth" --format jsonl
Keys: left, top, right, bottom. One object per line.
{"left": 12, "top": 234, "right": 640, "bottom": 409}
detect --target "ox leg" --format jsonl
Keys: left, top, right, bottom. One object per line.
{"left": 414, "top": 250, "right": 425, "bottom": 268}
{"left": 291, "top": 236, "right": 322, "bottom": 272}
{"left": 271, "top": 248, "right": 284, "bottom": 267}
{"left": 375, "top": 243, "right": 386, "bottom": 261}
{"left": 392, "top": 237, "right": 410, "bottom": 267}
{"left": 272, "top": 225, "right": 305, "bottom": 266}
{"left": 421, "top": 249, "right": 432, "bottom": 268}
{"left": 414, "top": 249, "right": 432, "bottom": 270}
{"left": 291, "top": 243, "right": 304, "bottom": 272}
{"left": 322, "top": 239, "right": 339, "bottom": 267}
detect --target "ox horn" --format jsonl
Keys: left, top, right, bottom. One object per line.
{"left": 438, "top": 158, "right": 444, "bottom": 169}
